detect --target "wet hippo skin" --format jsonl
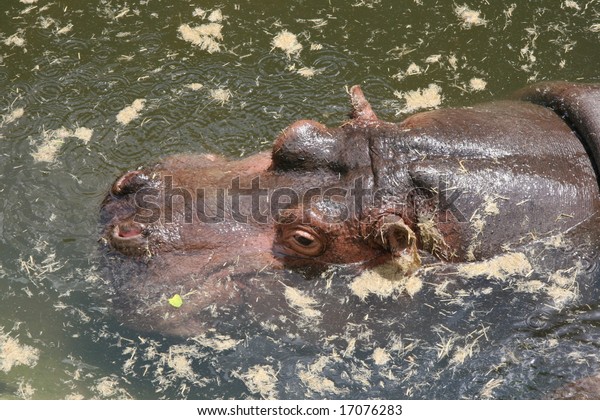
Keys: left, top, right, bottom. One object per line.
{"left": 100, "top": 81, "right": 600, "bottom": 338}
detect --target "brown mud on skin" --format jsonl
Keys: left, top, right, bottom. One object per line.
{"left": 100, "top": 82, "right": 600, "bottom": 398}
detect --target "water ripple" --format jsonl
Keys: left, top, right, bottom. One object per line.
{"left": 91, "top": 44, "right": 116, "bottom": 63}
{"left": 311, "top": 47, "right": 360, "bottom": 78}
{"left": 256, "top": 54, "right": 292, "bottom": 78}
{"left": 29, "top": 79, "right": 64, "bottom": 104}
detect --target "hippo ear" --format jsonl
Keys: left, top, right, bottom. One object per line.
{"left": 379, "top": 216, "right": 416, "bottom": 253}
{"left": 377, "top": 215, "right": 421, "bottom": 274}
{"left": 349, "top": 85, "right": 378, "bottom": 122}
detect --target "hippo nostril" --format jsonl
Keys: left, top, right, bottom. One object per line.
{"left": 114, "top": 222, "right": 145, "bottom": 239}
{"left": 111, "top": 170, "right": 147, "bottom": 196}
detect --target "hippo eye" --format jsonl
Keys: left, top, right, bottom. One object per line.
{"left": 283, "top": 227, "right": 325, "bottom": 257}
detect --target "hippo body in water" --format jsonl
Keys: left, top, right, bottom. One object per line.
{"left": 100, "top": 82, "right": 600, "bottom": 340}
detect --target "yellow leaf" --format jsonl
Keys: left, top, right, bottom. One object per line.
{"left": 168, "top": 294, "right": 183, "bottom": 308}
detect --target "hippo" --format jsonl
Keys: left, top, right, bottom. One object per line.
{"left": 100, "top": 81, "right": 600, "bottom": 339}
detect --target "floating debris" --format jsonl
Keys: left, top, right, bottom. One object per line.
{"left": 272, "top": 30, "right": 303, "bottom": 57}
{"left": 298, "top": 356, "right": 344, "bottom": 397}
{"left": 4, "top": 33, "right": 26, "bottom": 48}
{"left": 192, "top": 8, "right": 206, "bottom": 18}
{"left": 178, "top": 23, "right": 223, "bottom": 53}
{"left": 208, "top": 9, "right": 223, "bottom": 22}
{"left": 94, "top": 376, "right": 132, "bottom": 399}
{"left": 469, "top": 78, "right": 487, "bottom": 91}
{"left": 372, "top": 347, "right": 391, "bottom": 365}
{"left": 425, "top": 54, "right": 442, "bottom": 63}
{"left": 185, "top": 83, "right": 204, "bottom": 91}
{"left": 350, "top": 263, "right": 423, "bottom": 300}
{"left": 480, "top": 378, "right": 504, "bottom": 399}
{"left": 116, "top": 99, "right": 146, "bottom": 125}
{"left": 191, "top": 333, "right": 241, "bottom": 352}
{"left": 210, "top": 88, "right": 231, "bottom": 105}
{"left": 73, "top": 127, "right": 93, "bottom": 143}
{"left": 297, "top": 67, "right": 317, "bottom": 78}
{"left": 394, "top": 84, "right": 443, "bottom": 113}
{"left": 31, "top": 127, "right": 93, "bottom": 163}
{"left": 113, "top": 7, "right": 130, "bottom": 20}
{"left": 56, "top": 23, "right": 74, "bottom": 35}
{"left": 406, "top": 62, "right": 422, "bottom": 75}
{"left": 455, "top": 5, "right": 487, "bottom": 28}
{"left": 457, "top": 252, "right": 532, "bottom": 280}
{"left": 236, "top": 365, "right": 279, "bottom": 399}
{"left": 546, "top": 267, "right": 580, "bottom": 308}
{"left": 2, "top": 107, "right": 25, "bottom": 125}
{"left": 394, "top": 62, "right": 423, "bottom": 80}
{"left": 16, "top": 380, "right": 36, "bottom": 399}
{"left": 284, "top": 286, "right": 321, "bottom": 319}
{"left": 38, "top": 17, "right": 56, "bottom": 29}
{"left": 563, "top": 0, "right": 581, "bottom": 10}
{"left": 0, "top": 330, "right": 40, "bottom": 373}
{"left": 483, "top": 194, "right": 499, "bottom": 215}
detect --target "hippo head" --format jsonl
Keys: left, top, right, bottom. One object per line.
{"left": 100, "top": 83, "right": 600, "bottom": 336}
{"left": 102, "top": 88, "right": 422, "bottom": 264}
{"left": 100, "top": 87, "right": 429, "bottom": 336}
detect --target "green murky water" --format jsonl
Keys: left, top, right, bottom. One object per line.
{"left": 0, "top": 0, "right": 599, "bottom": 399}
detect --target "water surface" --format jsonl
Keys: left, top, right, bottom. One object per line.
{"left": 0, "top": 0, "right": 599, "bottom": 399}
